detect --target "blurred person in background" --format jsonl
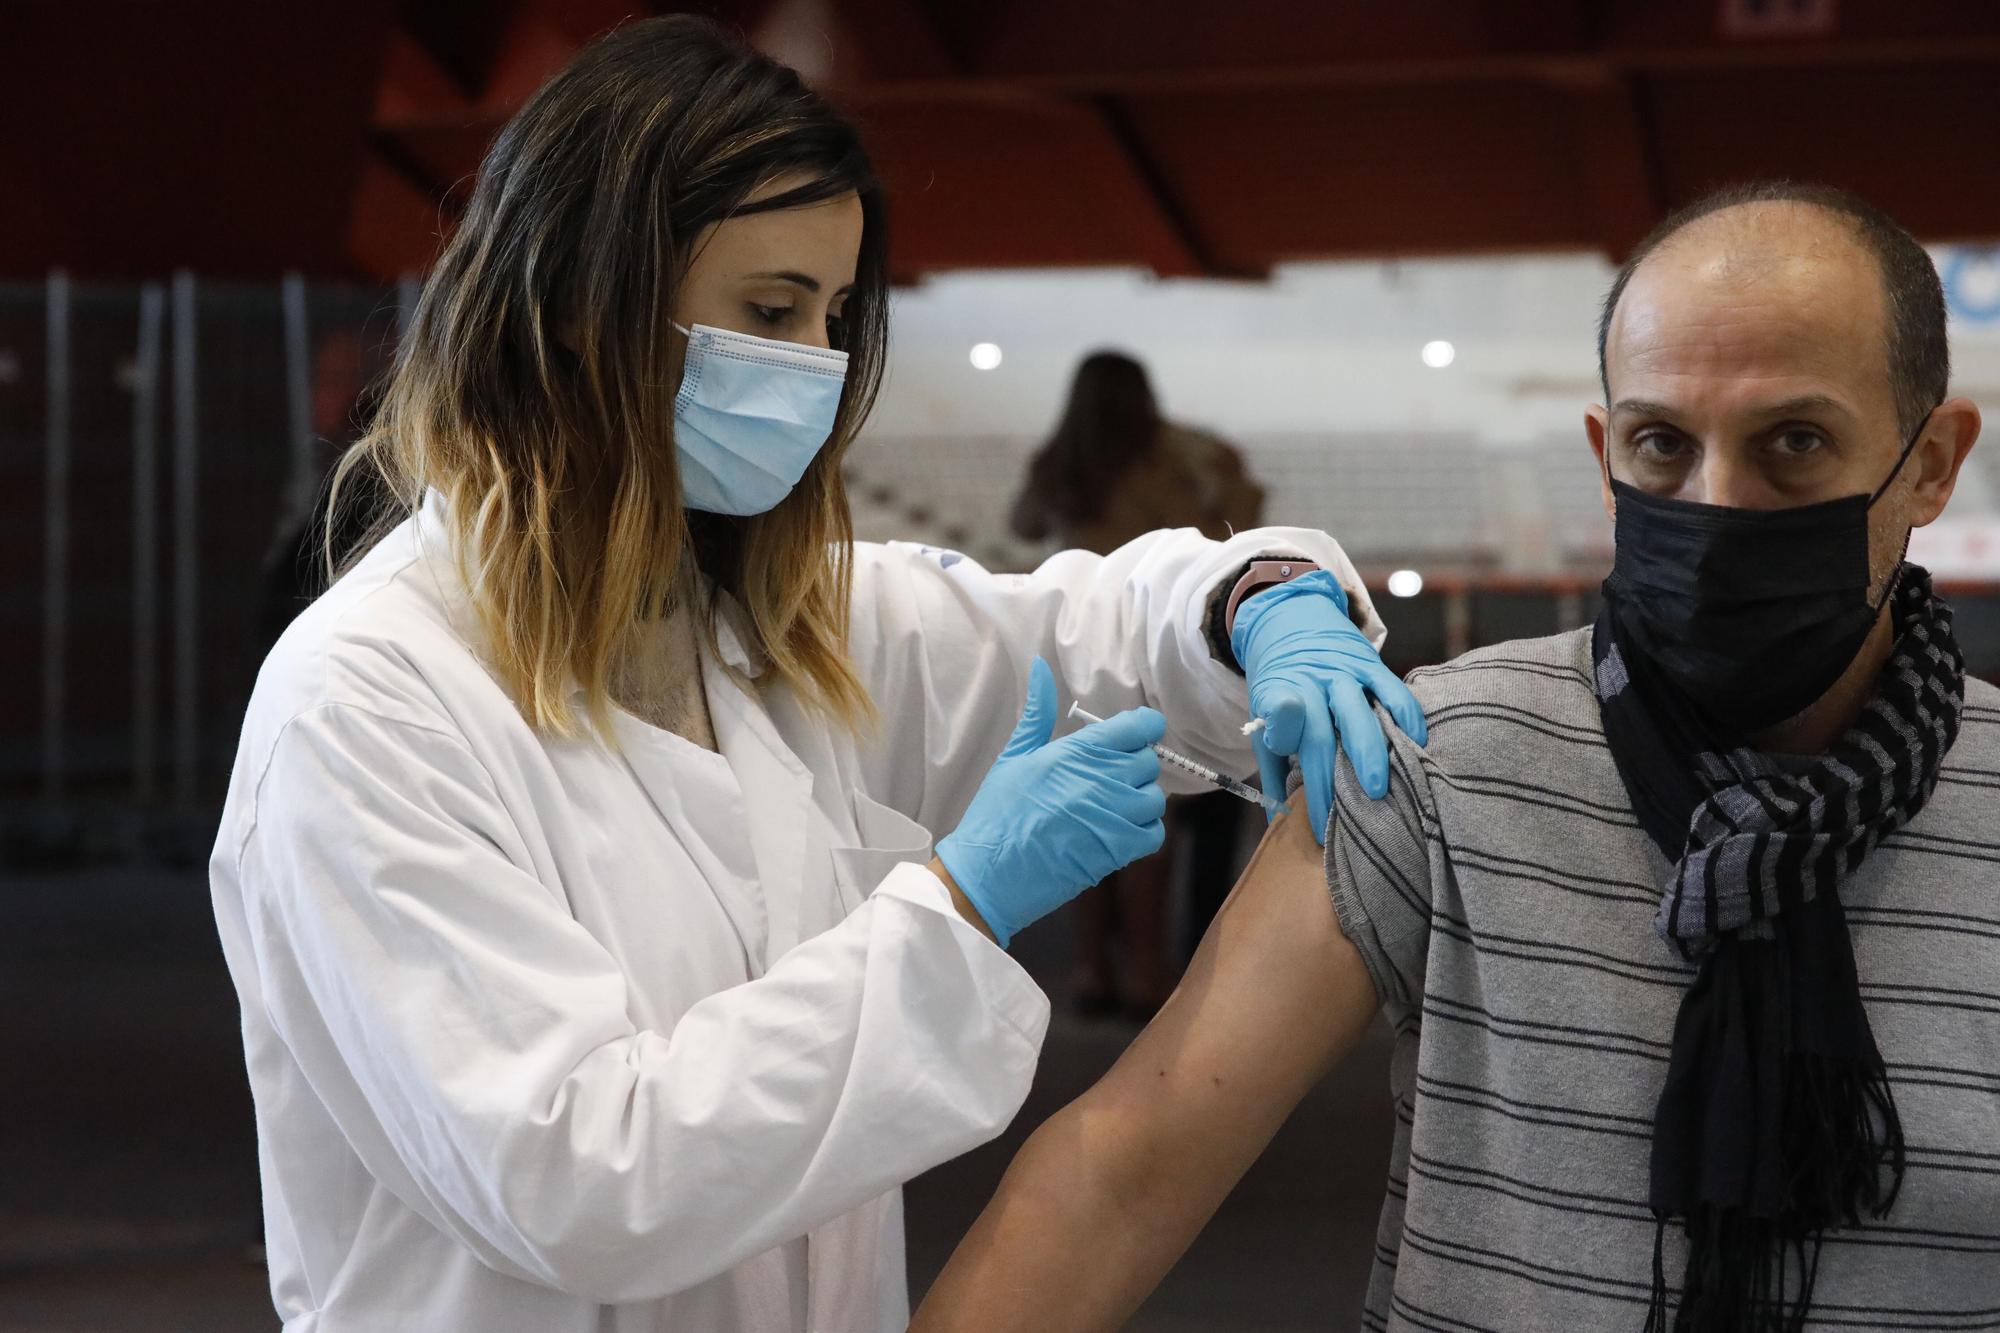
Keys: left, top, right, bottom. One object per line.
{"left": 1010, "top": 351, "right": 1263, "bottom": 557}
{"left": 207, "top": 17, "right": 1418, "bottom": 1333}
{"left": 1011, "top": 351, "right": 1266, "bottom": 1018}
{"left": 918, "top": 183, "right": 1998, "bottom": 1333}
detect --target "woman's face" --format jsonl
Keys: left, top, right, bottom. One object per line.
{"left": 676, "top": 173, "right": 863, "bottom": 351}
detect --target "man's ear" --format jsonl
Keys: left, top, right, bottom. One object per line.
{"left": 1908, "top": 396, "right": 1982, "bottom": 528}
{"left": 1585, "top": 405, "right": 1615, "bottom": 523}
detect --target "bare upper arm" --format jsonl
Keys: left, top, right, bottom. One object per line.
{"left": 1076, "top": 804, "right": 1382, "bottom": 1213}
{"left": 909, "top": 805, "right": 1382, "bottom": 1333}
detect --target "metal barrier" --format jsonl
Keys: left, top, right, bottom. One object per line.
{"left": 4, "top": 274, "right": 409, "bottom": 811}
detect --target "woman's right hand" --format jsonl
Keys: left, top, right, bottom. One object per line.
{"left": 934, "top": 657, "right": 1167, "bottom": 948}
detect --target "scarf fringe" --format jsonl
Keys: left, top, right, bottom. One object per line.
{"left": 1785, "top": 1053, "right": 1906, "bottom": 1223}
{"left": 1646, "top": 1211, "right": 1826, "bottom": 1333}
{"left": 1647, "top": 1053, "right": 1905, "bottom": 1333}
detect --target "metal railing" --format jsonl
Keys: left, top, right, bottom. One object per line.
{"left": 6, "top": 274, "right": 408, "bottom": 808}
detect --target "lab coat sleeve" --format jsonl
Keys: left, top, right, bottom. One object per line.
{"left": 846, "top": 527, "right": 1382, "bottom": 833}
{"left": 236, "top": 702, "right": 1048, "bottom": 1304}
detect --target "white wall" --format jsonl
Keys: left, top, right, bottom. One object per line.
{"left": 870, "top": 256, "right": 1610, "bottom": 441}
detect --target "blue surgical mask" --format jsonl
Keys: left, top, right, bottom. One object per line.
{"left": 671, "top": 321, "right": 848, "bottom": 516}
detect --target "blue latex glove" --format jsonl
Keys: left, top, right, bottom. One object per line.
{"left": 1231, "top": 570, "right": 1427, "bottom": 843}
{"left": 936, "top": 658, "right": 1168, "bottom": 948}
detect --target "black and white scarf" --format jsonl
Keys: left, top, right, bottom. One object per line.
{"left": 1591, "top": 566, "right": 1966, "bottom": 1332}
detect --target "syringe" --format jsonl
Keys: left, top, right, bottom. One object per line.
{"left": 1067, "top": 703, "right": 1289, "bottom": 818}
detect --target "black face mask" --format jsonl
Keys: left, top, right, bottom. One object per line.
{"left": 1600, "top": 423, "right": 1924, "bottom": 734}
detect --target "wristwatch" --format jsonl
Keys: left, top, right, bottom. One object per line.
{"left": 1225, "top": 559, "right": 1321, "bottom": 635}
{"left": 1206, "top": 557, "right": 1321, "bottom": 672}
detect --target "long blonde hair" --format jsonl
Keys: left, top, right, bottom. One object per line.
{"left": 332, "top": 16, "right": 886, "bottom": 736}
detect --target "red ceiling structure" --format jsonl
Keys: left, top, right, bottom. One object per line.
{"left": 8, "top": 0, "right": 2000, "bottom": 284}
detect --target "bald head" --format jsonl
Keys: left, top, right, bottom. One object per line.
{"left": 1633, "top": 201, "right": 1883, "bottom": 339}
{"left": 1597, "top": 183, "right": 1948, "bottom": 437}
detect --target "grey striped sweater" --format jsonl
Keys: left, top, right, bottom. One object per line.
{"left": 1325, "top": 629, "right": 2000, "bottom": 1333}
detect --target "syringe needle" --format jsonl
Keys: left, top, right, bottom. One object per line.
{"left": 1067, "top": 703, "right": 1289, "bottom": 817}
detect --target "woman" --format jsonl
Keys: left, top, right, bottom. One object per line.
{"left": 1011, "top": 350, "right": 1265, "bottom": 554}
{"left": 209, "top": 18, "right": 1419, "bottom": 1332}
{"left": 1012, "top": 353, "right": 1268, "bottom": 1018}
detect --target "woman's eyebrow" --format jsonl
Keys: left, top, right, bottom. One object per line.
{"left": 743, "top": 270, "right": 821, "bottom": 292}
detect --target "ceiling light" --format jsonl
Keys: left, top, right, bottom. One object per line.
{"left": 1387, "top": 569, "right": 1424, "bottom": 598}
{"left": 1421, "top": 340, "right": 1455, "bottom": 369}
{"left": 969, "top": 342, "right": 1003, "bottom": 371}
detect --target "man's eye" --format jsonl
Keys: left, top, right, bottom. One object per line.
{"left": 1774, "top": 428, "right": 1828, "bottom": 456}
{"left": 1633, "top": 433, "right": 1690, "bottom": 461}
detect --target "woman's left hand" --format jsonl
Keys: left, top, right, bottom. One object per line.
{"left": 1232, "top": 570, "right": 1428, "bottom": 842}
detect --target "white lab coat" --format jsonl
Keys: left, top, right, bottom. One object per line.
{"left": 209, "top": 495, "right": 1380, "bottom": 1332}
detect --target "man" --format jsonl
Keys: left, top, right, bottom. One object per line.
{"left": 912, "top": 182, "right": 1998, "bottom": 1332}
